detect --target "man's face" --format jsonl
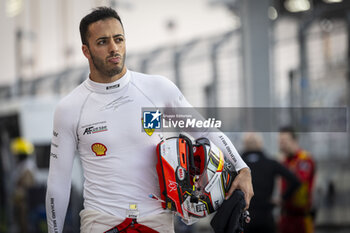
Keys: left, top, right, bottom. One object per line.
{"left": 84, "top": 18, "right": 126, "bottom": 78}
{"left": 279, "top": 132, "right": 295, "bottom": 155}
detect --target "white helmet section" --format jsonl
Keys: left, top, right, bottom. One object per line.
{"left": 156, "top": 134, "right": 235, "bottom": 225}
{"left": 159, "top": 138, "right": 179, "bottom": 172}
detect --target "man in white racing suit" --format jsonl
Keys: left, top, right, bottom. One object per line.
{"left": 45, "top": 7, "right": 253, "bottom": 233}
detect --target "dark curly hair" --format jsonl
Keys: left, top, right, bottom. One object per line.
{"left": 79, "top": 7, "right": 123, "bottom": 46}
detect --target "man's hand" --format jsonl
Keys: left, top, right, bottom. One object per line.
{"left": 225, "top": 167, "right": 254, "bottom": 210}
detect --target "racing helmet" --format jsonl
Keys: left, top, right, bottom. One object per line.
{"left": 156, "top": 134, "right": 236, "bottom": 223}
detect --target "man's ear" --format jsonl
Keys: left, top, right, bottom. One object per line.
{"left": 82, "top": 44, "right": 91, "bottom": 59}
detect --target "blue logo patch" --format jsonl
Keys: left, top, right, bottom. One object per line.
{"left": 143, "top": 110, "right": 161, "bottom": 129}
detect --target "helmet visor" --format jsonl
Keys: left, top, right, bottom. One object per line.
{"left": 195, "top": 143, "right": 224, "bottom": 194}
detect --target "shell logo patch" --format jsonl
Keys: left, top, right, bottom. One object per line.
{"left": 91, "top": 143, "right": 107, "bottom": 156}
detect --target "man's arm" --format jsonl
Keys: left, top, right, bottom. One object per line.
{"left": 46, "top": 104, "right": 76, "bottom": 233}
{"left": 167, "top": 82, "right": 254, "bottom": 209}
{"left": 274, "top": 160, "right": 301, "bottom": 201}
{"left": 160, "top": 77, "right": 254, "bottom": 209}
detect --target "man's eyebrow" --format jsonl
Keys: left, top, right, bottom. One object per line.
{"left": 96, "top": 34, "right": 124, "bottom": 41}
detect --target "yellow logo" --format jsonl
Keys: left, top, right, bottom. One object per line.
{"left": 91, "top": 143, "right": 107, "bottom": 156}
{"left": 142, "top": 119, "right": 154, "bottom": 136}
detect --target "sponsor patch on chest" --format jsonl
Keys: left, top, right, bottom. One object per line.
{"left": 82, "top": 121, "right": 108, "bottom": 135}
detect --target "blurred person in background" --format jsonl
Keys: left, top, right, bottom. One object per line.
{"left": 279, "top": 126, "right": 316, "bottom": 233}
{"left": 241, "top": 133, "right": 300, "bottom": 233}
{"left": 45, "top": 7, "right": 253, "bottom": 233}
{"left": 10, "top": 137, "right": 37, "bottom": 233}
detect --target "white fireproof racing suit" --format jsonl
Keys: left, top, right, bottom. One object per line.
{"left": 45, "top": 70, "right": 248, "bottom": 233}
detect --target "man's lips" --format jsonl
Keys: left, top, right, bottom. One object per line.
{"left": 108, "top": 56, "right": 121, "bottom": 63}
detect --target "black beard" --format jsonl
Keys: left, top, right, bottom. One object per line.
{"left": 90, "top": 50, "right": 126, "bottom": 78}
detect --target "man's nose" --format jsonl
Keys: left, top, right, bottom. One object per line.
{"left": 109, "top": 40, "right": 119, "bottom": 54}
